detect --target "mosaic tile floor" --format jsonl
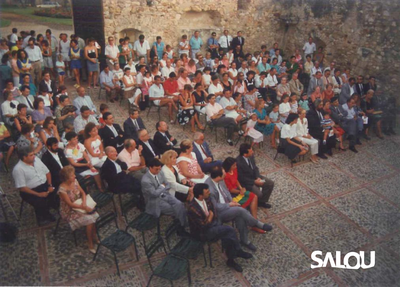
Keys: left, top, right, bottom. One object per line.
{"left": 1, "top": 81, "right": 400, "bottom": 286}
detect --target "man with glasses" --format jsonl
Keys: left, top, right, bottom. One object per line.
{"left": 207, "top": 32, "right": 219, "bottom": 59}
{"left": 105, "top": 36, "right": 119, "bottom": 70}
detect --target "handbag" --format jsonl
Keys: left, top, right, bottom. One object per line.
{"left": 73, "top": 194, "right": 97, "bottom": 214}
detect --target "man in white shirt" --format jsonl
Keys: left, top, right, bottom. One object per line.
{"left": 208, "top": 75, "right": 223, "bottom": 101}
{"left": 24, "top": 38, "right": 43, "bottom": 85}
{"left": 219, "top": 89, "right": 243, "bottom": 123}
{"left": 303, "top": 37, "right": 316, "bottom": 58}
{"left": 74, "top": 106, "right": 99, "bottom": 135}
{"left": 270, "top": 49, "right": 282, "bottom": 66}
{"left": 218, "top": 29, "right": 232, "bottom": 54}
{"left": 149, "top": 76, "right": 177, "bottom": 122}
{"left": 161, "top": 59, "right": 175, "bottom": 79}
{"left": 311, "top": 61, "right": 322, "bottom": 76}
{"left": 10, "top": 28, "right": 18, "bottom": 46}
{"left": 104, "top": 36, "right": 119, "bottom": 70}
{"left": 265, "top": 68, "right": 278, "bottom": 102}
{"left": 58, "top": 33, "right": 71, "bottom": 77}
{"left": 22, "top": 30, "right": 35, "bottom": 48}
{"left": 73, "top": 86, "right": 97, "bottom": 115}
{"left": 133, "top": 34, "right": 150, "bottom": 63}
{"left": 12, "top": 147, "right": 58, "bottom": 225}
{"left": 205, "top": 94, "right": 242, "bottom": 145}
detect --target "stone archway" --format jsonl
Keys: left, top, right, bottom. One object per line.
{"left": 118, "top": 28, "right": 143, "bottom": 42}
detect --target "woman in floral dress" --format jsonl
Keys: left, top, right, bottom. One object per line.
{"left": 58, "top": 166, "right": 99, "bottom": 253}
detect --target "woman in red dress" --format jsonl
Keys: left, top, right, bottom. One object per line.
{"left": 222, "top": 157, "right": 265, "bottom": 234}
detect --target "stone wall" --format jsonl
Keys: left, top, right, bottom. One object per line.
{"left": 102, "top": 0, "right": 400, "bottom": 95}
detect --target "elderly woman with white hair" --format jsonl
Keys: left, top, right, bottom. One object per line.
{"left": 276, "top": 76, "right": 291, "bottom": 102}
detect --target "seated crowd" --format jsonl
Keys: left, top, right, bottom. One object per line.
{"left": 0, "top": 27, "right": 397, "bottom": 273}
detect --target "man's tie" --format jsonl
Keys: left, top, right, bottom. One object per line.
{"left": 27, "top": 97, "right": 34, "bottom": 109}
{"left": 247, "top": 158, "right": 253, "bottom": 169}
{"left": 218, "top": 183, "right": 229, "bottom": 203}
{"left": 154, "top": 175, "right": 160, "bottom": 187}
{"left": 359, "top": 84, "right": 363, "bottom": 94}
{"left": 200, "top": 144, "right": 209, "bottom": 157}
{"left": 202, "top": 200, "right": 209, "bottom": 216}
{"left": 226, "top": 36, "right": 229, "bottom": 48}
{"left": 133, "top": 119, "right": 139, "bottom": 130}
{"left": 239, "top": 37, "right": 242, "bottom": 45}
{"left": 147, "top": 142, "right": 156, "bottom": 156}
{"left": 110, "top": 125, "right": 118, "bottom": 137}
{"left": 164, "top": 134, "right": 172, "bottom": 145}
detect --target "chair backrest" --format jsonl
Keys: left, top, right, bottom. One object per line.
{"left": 78, "top": 175, "right": 96, "bottom": 194}
{"left": 121, "top": 198, "right": 137, "bottom": 220}
{"left": 145, "top": 235, "right": 166, "bottom": 259}
{"left": 95, "top": 211, "right": 118, "bottom": 240}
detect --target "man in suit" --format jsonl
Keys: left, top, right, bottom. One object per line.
{"left": 138, "top": 129, "right": 161, "bottom": 163}
{"left": 329, "top": 96, "right": 344, "bottom": 124}
{"left": 288, "top": 73, "right": 304, "bottom": 98}
{"left": 41, "top": 138, "right": 69, "bottom": 191}
{"left": 15, "top": 85, "right": 35, "bottom": 114}
{"left": 339, "top": 98, "right": 360, "bottom": 153}
{"left": 187, "top": 183, "right": 253, "bottom": 272}
{"left": 100, "top": 112, "right": 125, "bottom": 152}
{"left": 307, "top": 71, "right": 325, "bottom": 96}
{"left": 354, "top": 75, "right": 366, "bottom": 97}
{"left": 192, "top": 132, "right": 222, "bottom": 173}
{"left": 123, "top": 108, "right": 146, "bottom": 141}
{"left": 339, "top": 77, "right": 356, "bottom": 105}
{"left": 141, "top": 158, "right": 188, "bottom": 234}
{"left": 236, "top": 143, "right": 274, "bottom": 208}
{"left": 205, "top": 166, "right": 272, "bottom": 252}
{"left": 38, "top": 71, "right": 57, "bottom": 98}
{"left": 230, "top": 31, "right": 245, "bottom": 52}
{"left": 153, "top": 121, "right": 178, "bottom": 154}
{"left": 101, "top": 146, "right": 143, "bottom": 207}
{"left": 306, "top": 99, "right": 336, "bottom": 158}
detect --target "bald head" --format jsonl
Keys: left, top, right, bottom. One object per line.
{"left": 105, "top": 146, "right": 118, "bottom": 160}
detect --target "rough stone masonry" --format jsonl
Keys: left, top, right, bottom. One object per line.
{"left": 102, "top": 0, "right": 400, "bottom": 97}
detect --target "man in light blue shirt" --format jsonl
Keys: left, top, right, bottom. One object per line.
{"left": 257, "top": 56, "right": 271, "bottom": 73}
{"left": 100, "top": 66, "right": 121, "bottom": 102}
{"left": 189, "top": 31, "right": 203, "bottom": 59}
{"left": 73, "top": 86, "right": 97, "bottom": 115}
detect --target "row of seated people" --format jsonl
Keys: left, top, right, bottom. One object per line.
{"left": 12, "top": 138, "right": 275, "bottom": 272}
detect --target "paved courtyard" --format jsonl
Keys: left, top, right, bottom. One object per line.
{"left": 1, "top": 84, "right": 400, "bottom": 287}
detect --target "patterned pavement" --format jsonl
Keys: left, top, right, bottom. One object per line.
{"left": 1, "top": 82, "right": 400, "bottom": 287}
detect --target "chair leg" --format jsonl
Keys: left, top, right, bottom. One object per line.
{"left": 146, "top": 274, "right": 154, "bottom": 287}
{"left": 208, "top": 243, "right": 213, "bottom": 268}
{"left": 147, "top": 104, "right": 152, "bottom": 118}
{"left": 118, "top": 194, "right": 123, "bottom": 214}
{"left": 202, "top": 245, "right": 207, "bottom": 267}
{"left": 113, "top": 251, "right": 121, "bottom": 277}
{"left": 73, "top": 230, "right": 78, "bottom": 247}
{"left": 187, "top": 261, "right": 192, "bottom": 285}
{"left": 53, "top": 217, "right": 61, "bottom": 236}
{"left": 157, "top": 106, "right": 161, "bottom": 121}
{"left": 273, "top": 151, "right": 279, "bottom": 160}
{"left": 19, "top": 200, "right": 24, "bottom": 220}
{"left": 92, "top": 244, "right": 101, "bottom": 261}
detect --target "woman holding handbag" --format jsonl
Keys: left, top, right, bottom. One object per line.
{"left": 58, "top": 166, "right": 99, "bottom": 253}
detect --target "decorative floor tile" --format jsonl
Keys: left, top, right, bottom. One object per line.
{"left": 266, "top": 170, "right": 318, "bottom": 215}
{"left": 296, "top": 272, "right": 338, "bottom": 287}
{"left": 77, "top": 266, "right": 144, "bottom": 286}
{"left": 330, "top": 189, "right": 400, "bottom": 238}
{"left": 369, "top": 174, "right": 400, "bottom": 207}
{"left": 290, "top": 161, "right": 361, "bottom": 198}
{"left": 379, "top": 232, "right": 400, "bottom": 257}
{"left": 334, "top": 245, "right": 400, "bottom": 287}
{"left": 281, "top": 204, "right": 370, "bottom": 254}
{"left": 243, "top": 224, "right": 312, "bottom": 287}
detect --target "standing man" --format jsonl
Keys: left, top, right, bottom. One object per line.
{"left": 207, "top": 32, "right": 219, "bottom": 59}
{"left": 24, "top": 38, "right": 43, "bottom": 85}
{"left": 133, "top": 35, "right": 150, "bottom": 63}
{"left": 45, "top": 29, "right": 58, "bottom": 78}
{"left": 104, "top": 36, "right": 119, "bottom": 71}
{"left": 59, "top": 33, "right": 71, "bottom": 77}
{"left": 189, "top": 31, "right": 203, "bottom": 59}
{"left": 236, "top": 143, "right": 274, "bottom": 208}
{"left": 231, "top": 31, "right": 245, "bottom": 52}
{"left": 218, "top": 30, "right": 232, "bottom": 54}
{"left": 303, "top": 37, "right": 316, "bottom": 58}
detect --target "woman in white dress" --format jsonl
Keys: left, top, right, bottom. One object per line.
{"left": 176, "top": 139, "right": 208, "bottom": 184}
{"left": 296, "top": 108, "right": 319, "bottom": 164}
{"left": 279, "top": 94, "right": 292, "bottom": 124}
{"left": 245, "top": 113, "right": 264, "bottom": 146}
{"left": 64, "top": 131, "right": 104, "bottom": 192}
{"left": 83, "top": 123, "right": 107, "bottom": 168}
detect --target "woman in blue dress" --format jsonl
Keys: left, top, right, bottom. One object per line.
{"left": 253, "top": 98, "right": 280, "bottom": 149}
{"left": 152, "top": 36, "right": 165, "bottom": 59}
{"left": 69, "top": 39, "right": 82, "bottom": 88}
